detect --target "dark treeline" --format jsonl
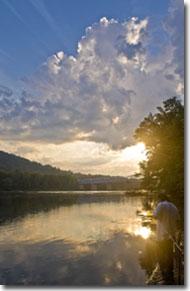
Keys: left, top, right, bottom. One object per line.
{"left": 0, "top": 170, "right": 140, "bottom": 191}
{"left": 0, "top": 170, "right": 79, "bottom": 191}
{"left": 79, "top": 180, "right": 140, "bottom": 191}
{"left": 135, "top": 97, "right": 184, "bottom": 217}
{"left": 0, "top": 151, "right": 79, "bottom": 190}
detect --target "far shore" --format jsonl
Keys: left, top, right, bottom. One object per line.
{"left": 0, "top": 189, "right": 150, "bottom": 196}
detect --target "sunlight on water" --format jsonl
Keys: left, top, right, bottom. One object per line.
{"left": 0, "top": 193, "right": 151, "bottom": 285}
{"left": 0, "top": 197, "right": 143, "bottom": 244}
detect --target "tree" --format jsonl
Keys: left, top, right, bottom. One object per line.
{"left": 134, "top": 97, "right": 184, "bottom": 207}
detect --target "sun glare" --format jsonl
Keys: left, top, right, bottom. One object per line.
{"left": 120, "top": 142, "right": 147, "bottom": 162}
{"left": 135, "top": 226, "right": 151, "bottom": 239}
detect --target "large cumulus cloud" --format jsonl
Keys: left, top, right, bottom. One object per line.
{"left": 0, "top": 1, "right": 184, "bottom": 149}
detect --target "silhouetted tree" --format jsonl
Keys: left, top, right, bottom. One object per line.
{"left": 134, "top": 97, "right": 184, "bottom": 208}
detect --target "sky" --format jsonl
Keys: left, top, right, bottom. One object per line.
{"left": 0, "top": 0, "right": 184, "bottom": 176}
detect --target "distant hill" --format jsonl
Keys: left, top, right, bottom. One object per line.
{"left": 0, "top": 150, "right": 131, "bottom": 180}
{"left": 0, "top": 150, "right": 141, "bottom": 191}
{"left": 0, "top": 151, "right": 69, "bottom": 175}
{"left": 0, "top": 151, "right": 79, "bottom": 191}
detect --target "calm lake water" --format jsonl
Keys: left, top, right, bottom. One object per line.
{"left": 0, "top": 191, "right": 156, "bottom": 286}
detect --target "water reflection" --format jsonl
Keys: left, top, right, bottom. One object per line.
{"left": 0, "top": 232, "right": 147, "bottom": 286}
{"left": 0, "top": 191, "right": 127, "bottom": 224}
{"left": 0, "top": 193, "right": 154, "bottom": 285}
{"left": 0, "top": 196, "right": 143, "bottom": 244}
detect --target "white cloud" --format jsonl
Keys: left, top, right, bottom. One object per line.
{"left": 46, "top": 51, "right": 64, "bottom": 74}
{"left": 0, "top": 3, "right": 184, "bottom": 151}
{"left": 126, "top": 17, "right": 148, "bottom": 45}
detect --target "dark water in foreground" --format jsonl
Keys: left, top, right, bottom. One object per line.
{"left": 0, "top": 191, "right": 155, "bottom": 286}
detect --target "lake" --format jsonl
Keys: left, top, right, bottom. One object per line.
{"left": 0, "top": 191, "right": 156, "bottom": 286}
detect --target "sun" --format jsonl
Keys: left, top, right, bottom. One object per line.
{"left": 135, "top": 226, "right": 151, "bottom": 239}
{"left": 120, "top": 142, "right": 147, "bottom": 162}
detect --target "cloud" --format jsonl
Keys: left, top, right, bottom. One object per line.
{"left": 14, "top": 145, "right": 39, "bottom": 156}
{"left": 0, "top": 85, "right": 13, "bottom": 97}
{"left": 164, "top": 0, "right": 184, "bottom": 80}
{"left": 0, "top": 3, "right": 184, "bottom": 150}
{"left": 126, "top": 17, "right": 148, "bottom": 45}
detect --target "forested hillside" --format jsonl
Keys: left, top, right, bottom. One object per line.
{"left": 0, "top": 151, "right": 68, "bottom": 175}
{"left": 0, "top": 151, "right": 79, "bottom": 190}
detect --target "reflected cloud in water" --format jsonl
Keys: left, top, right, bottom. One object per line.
{"left": 0, "top": 195, "right": 153, "bottom": 285}
{"left": 0, "top": 232, "right": 147, "bottom": 286}
{"left": 0, "top": 197, "right": 144, "bottom": 244}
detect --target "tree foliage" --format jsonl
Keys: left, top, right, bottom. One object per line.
{"left": 134, "top": 97, "right": 184, "bottom": 205}
{"left": 0, "top": 170, "right": 79, "bottom": 191}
